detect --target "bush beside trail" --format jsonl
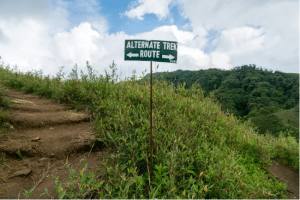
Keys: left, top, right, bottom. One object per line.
{"left": 0, "top": 83, "right": 12, "bottom": 135}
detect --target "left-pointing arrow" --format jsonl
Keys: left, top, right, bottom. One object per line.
{"left": 127, "top": 52, "right": 139, "bottom": 58}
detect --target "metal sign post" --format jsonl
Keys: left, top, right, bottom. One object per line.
{"left": 124, "top": 39, "right": 177, "bottom": 187}
{"left": 150, "top": 60, "right": 153, "bottom": 185}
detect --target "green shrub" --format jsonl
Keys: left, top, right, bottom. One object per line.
{"left": 0, "top": 83, "right": 12, "bottom": 137}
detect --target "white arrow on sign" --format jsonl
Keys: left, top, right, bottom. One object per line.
{"left": 162, "top": 54, "right": 175, "bottom": 60}
{"left": 127, "top": 52, "right": 139, "bottom": 58}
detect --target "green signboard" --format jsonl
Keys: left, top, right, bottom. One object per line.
{"left": 124, "top": 40, "right": 177, "bottom": 63}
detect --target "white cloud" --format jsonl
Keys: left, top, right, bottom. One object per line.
{"left": 0, "top": 0, "right": 53, "bottom": 21}
{"left": 137, "top": 25, "right": 194, "bottom": 43}
{"left": 54, "top": 22, "right": 101, "bottom": 66}
{"left": 177, "top": 46, "right": 232, "bottom": 71}
{"left": 124, "top": 0, "right": 173, "bottom": 20}
{"left": 0, "top": 18, "right": 54, "bottom": 71}
{"left": 63, "top": 0, "right": 108, "bottom": 34}
{"left": 123, "top": 0, "right": 299, "bottom": 73}
{"left": 179, "top": 46, "right": 208, "bottom": 65}
{"left": 215, "top": 26, "right": 265, "bottom": 55}
{"left": 176, "top": 0, "right": 299, "bottom": 73}
{"left": 0, "top": 0, "right": 111, "bottom": 78}
{"left": 210, "top": 52, "right": 231, "bottom": 69}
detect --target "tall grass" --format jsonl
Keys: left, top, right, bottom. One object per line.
{"left": 0, "top": 82, "right": 12, "bottom": 139}
{"left": 0, "top": 60, "right": 298, "bottom": 199}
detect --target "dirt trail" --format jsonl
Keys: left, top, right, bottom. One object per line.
{"left": 0, "top": 88, "right": 108, "bottom": 198}
{"left": 269, "top": 160, "right": 299, "bottom": 199}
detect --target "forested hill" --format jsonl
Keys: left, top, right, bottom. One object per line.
{"left": 142, "top": 64, "right": 299, "bottom": 139}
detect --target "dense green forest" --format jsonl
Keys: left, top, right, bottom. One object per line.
{"left": 143, "top": 65, "right": 299, "bottom": 139}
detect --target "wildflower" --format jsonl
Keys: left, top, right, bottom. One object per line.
{"left": 203, "top": 185, "right": 208, "bottom": 193}
{"left": 199, "top": 172, "right": 204, "bottom": 177}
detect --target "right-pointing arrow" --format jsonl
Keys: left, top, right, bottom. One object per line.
{"left": 162, "top": 54, "right": 175, "bottom": 60}
{"left": 127, "top": 52, "right": 139, "bottom": 58}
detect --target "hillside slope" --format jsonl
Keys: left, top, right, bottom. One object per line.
{"left": 275, "top": 105, "right": 299, "bottom": 128}
{"left": 247, "top": 105, "right": 299, "bottom": 139}
{"left": 0, "top": 63, "right": 299, "bottom": 198}
{"left": 143, "top": 65, "right": 299, "bottom": 139}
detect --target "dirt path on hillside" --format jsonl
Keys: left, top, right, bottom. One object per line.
{"left": 269, "top": 159, "right": 299, "bottom": 199}
{"left": 0, "top": 88, "right": 108, "bottom": 198}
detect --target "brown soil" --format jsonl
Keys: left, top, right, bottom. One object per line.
{"left": 0, "top": 88, "right": 108, "bottom": 198}
{"left": 0, "top": 87, "right": 298, "bottom": 199}
{"left": 269, "top": 159, "right": 299, "bottom": 199}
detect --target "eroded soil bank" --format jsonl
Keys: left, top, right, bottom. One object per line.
{"left": 0, "top": 88, "right": 108, "bottom": 198}
{"left": 269, "top": 159, "right": 299, "bottom": 199}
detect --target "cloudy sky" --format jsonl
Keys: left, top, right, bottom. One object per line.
{"left": 0, "top": 0, "right": 298, "bottom": 82}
